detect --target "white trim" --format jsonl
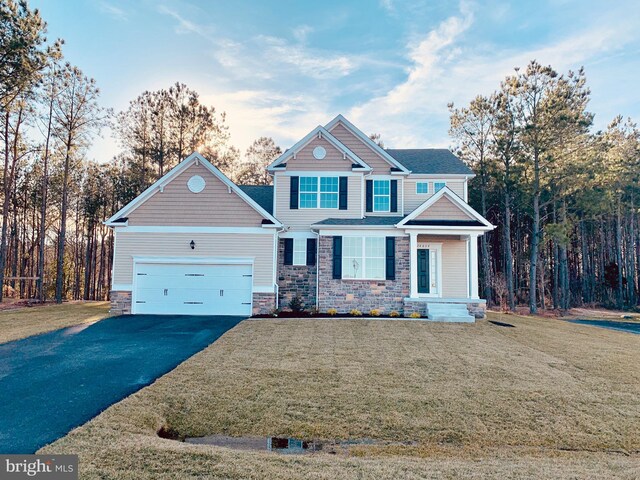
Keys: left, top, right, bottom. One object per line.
{"left": 403, "top": 297, "right": 485, "bottom": 303}
{"left": 397, "top": 186, "right": 494, "bottom": 229}
{"left": 292, "top": 237, "right": 307, "bottom": 266}
{"left": 316, "top": 228, "right": 405, "bottom": 237}
{"left": 341, "top": 236, "right": 387, "bottom": 281}
{"left": 267, "top": 125, "right": 371, "bottom": 171}
{"left": 469, "top": 233, "right": 479, "bottom": 299}
{"left": 279, "top": 231, "right": 317, "bottom": 239}
{"left": 115, "top": 226, "right": 276, "bottom": 234}
{"left": 111, "top": 283, "right": 132, "bottom": 291}
{"left": 273, "top": 174, "right": 278, "bottom": 218}
{"left": 402, "top": 227, "right": 491, "bottom": 235}
{"left": 105, "top": 152, "right": 282, "bottom": 227}
{"left": 278, "top": 170, "right": 363, "bottom": 177}
{"left": 416, "top": 242, "right": 442, "bottom": 298}
{"left": 254, "top": 285, "right": 276, "bottom": 293}
{"left": 133, "top": 256, "right": 255, "bottom": 265}
{"left": 298, "top": 175, "right": 340, "bottom": 210}
{"left": 463, "top": 179, "right": 468, "bottom": 202}
{"left": 409, "top": 233, "right": 418, "bottom": 298}
{"left": 324, "top": 114, "right": 410, "bottom": 172}
{"left": 415, "top": 181, "right": 430, "bottom": 195}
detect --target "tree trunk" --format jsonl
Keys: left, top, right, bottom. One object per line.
{"left": 503, "top": 190, "right": 515, "bottom": 310}
{"left": 55, "top": 135, "right": 73, "bottom": 303}
{"left": 615, "top": 199, "right": 624, "bottom": 309}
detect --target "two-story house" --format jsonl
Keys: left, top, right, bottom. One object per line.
{"left": 106, "top": 115, "right": 494, "bottom": 321}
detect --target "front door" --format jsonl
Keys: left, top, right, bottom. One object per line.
{"left": 417, "top": 249, "right": 430, "bottom": 294}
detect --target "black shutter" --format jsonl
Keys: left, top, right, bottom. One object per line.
{"left": 390, "top": 180, "right": 398, "bottom": 212}
{"left": 332, "top": 236, "right": 342, "bottom": 279}
{"left": 283, "top": 239, "right": 293, "bottom": 265}
{"left": 339, "top": 177, "right": 348, "bottom": 210}
{"left": 385, "top": 237, "right": 395, "bottom": 280}
{"left": 306, "top": 238, "right": 317, "bottom": 266}
{"left": 365, "top": 180, "right": 373, "bottom": 212}
{"left": 290, "top": 176, "right": 299, "bottom": 210}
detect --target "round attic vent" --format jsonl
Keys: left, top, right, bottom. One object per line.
{"left": 187, "top": 175, "right": 206, "bottom": 193}
{"left": 313, "top": 146, "right": 326, "bottom": 160}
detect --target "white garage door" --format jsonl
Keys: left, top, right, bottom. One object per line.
{"left": 133, "top": 263, "right": 253, "bottom": 316}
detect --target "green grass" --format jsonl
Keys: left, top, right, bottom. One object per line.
{"left": 40, "top": 313, "right": 640, "bottom": 479}
{"left": 0, "top": 301, "right": 109, "bottom": 344}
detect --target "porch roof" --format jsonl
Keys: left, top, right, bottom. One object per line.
{"left": 312, "top": 216, "right": 405, "bottom": 227}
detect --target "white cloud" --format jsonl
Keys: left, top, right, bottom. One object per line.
{"left": 348, "top": 1, "right": 639, "bottom": 148}
{"left": 98, "top": 2, "right": 127, "bottom": 21}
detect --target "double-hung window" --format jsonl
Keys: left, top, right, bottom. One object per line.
{"left": 299, "top": 176, "right": 338, "bottom": 209}
{"left": 292, "top": 238, "right": 307, "bottom": 265}
{"left": 416, "top": 182, "right": 429, "bottom": 194}
{"left": 342, "top": 237, "right": 386, "bottom": 280}
{"left": 373, "top": 180, "right": 390, "bottom": 212}
{"left": 320, "top": 177, "right": 339, "bottom": 208}
{"left": 299, "top": 177, "right": 318, "bottom": 209}
{"left": 434, "top": 181, "right": 446, "bottom": 192}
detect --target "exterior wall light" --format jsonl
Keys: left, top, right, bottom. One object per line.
{"left": 190, "top": 240, "right": 195, "bottom": 250}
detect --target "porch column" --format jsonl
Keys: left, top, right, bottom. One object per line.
{"left": 469, "top": 233, "right": 479, "bottom": 299}
{"left": 409, "top": 232, "right": 418, "bottom": 298}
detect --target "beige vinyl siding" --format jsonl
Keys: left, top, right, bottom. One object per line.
{"left": 404, "top": 179, "right": 465, "bottom": 212}
{"left": 126, "top": 163, "right": 265, "bottom": 227}
{"left": 113, "top": 232, "right": 275, "bottom": 287}
{"left": 415, "top": 196, "right": 473, "bottom": 221}
{"left": 275, "top": 174, "right": 362, "bottom": 227}
{"left": 284, "top": 137, "right": 354, "bottom": 171}
{"left": 418, "top": 234, "right": 468, "bottom": 298}
{"left": 329, "top": 123, "right": 393, "bottom": 174}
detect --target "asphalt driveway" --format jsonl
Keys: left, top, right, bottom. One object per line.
{"left": 0, "top": 314, "right": 244, "bottom": 453}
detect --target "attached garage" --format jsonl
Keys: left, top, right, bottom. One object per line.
{"left": 105, "top": 153, "right": 282, "bottom": 317}
{"left": 133, "top": 260, "right": 253, "bottom": 316}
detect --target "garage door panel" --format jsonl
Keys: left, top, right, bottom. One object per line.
{"left": 133, "top": 263, "right": 253, "bottom": 316}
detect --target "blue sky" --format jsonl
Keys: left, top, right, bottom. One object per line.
{"left": 32, "top": 0, "right": 640, "bottom": 162}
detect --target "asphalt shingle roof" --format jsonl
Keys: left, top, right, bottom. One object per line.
{"left": 386, "top": 149, "right": 473, "bottom": 175}
{"left": 238, "top": 185, "right": 273, "bottom": 214}
{"left": 313, "top": 217, "right": 405, "bottom": 226}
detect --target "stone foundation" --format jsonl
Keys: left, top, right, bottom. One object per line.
{"left": 403, "top": 298, "right": 487, "bottom": 319}
{"left": 317, "top": 236, "right": 410, "bottom": 315}
{"left": 252, "top": 292, "right": 276, "bottom": 315}
{"left": 110, "top": 290, "right": 132, "bottom": 315}
{"left": 277, "top": 239, "right": 317, "bottom": 310}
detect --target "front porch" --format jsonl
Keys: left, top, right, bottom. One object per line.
{"left": 404, "top": 231, "right": 486, "bottom": 320}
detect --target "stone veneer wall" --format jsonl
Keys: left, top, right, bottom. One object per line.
{"left": 110, "top": 290, "right": 131, "bottom": 315}
{"left": 277, "top": 239, "right": 317, "bottom": 310}
{"left": 317, "top": 236, "right": 410, "bottom": 314}
{"left": 252, "top": 292, "right": 276, "bottom": 315}
{"left": 109, "top": 290, "right": 274, "bottom": 316}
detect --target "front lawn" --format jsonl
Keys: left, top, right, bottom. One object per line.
{"left": 0, "top": 301, "right": 109, "bottom": 344}
{"left": 41, "top": 313, "right": 640, "bottom": 479}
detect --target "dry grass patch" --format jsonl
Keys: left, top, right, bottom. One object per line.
{"left": 0, "top": 301, "right": 109, "bottom": 344}
{"left": 41, "top": 314, "right": 640, "bottom": 479}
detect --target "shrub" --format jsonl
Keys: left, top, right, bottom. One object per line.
{"left": 327, "top": 308, "right": 338, "bottom": 316}
{"left": 349, "top": 309, "right": 362, "bottom": 316}
{"left": 389, "top": 311, "right": 400, "bottom": 317}
{"left": 369, "top": 309, "right": 381, "bottom": 317}
{"left": 288, "top": 295, "right": 304, "bottom": 313}
{"left": 409, "top": 312, "right": 421, "bottom": 319}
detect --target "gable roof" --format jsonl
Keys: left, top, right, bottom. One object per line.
{"left": 105, "top": 152, "right": 282, "bottom": 227}
{"left": 239, "top": 185, "right": 273, "bottom": 215}
{"left": 325, "top": 114, "right": 410, "bottom": 173}
{"left": 386, "top": 149, "right": 474, "bottom": 175}
{"left": 397, "top": 186, "right": 493, "bottom": 230}
{"left": 267, "top": 125, "right": 371, "bottom": 171}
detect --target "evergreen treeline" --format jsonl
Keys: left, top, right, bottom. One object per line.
{"left": 450, "top": 62, "right": 639, "bottom": 312}
{"left": 1, "top": 1, "right": 637, "bottom": 312}
{"left": 0, "top": 0, "right": 280, "bottom": 302}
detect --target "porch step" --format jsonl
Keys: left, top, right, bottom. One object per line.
{"left": 425, "top": 303, "right": 475, "bottom": 323}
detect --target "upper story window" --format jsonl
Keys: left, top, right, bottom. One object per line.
{"left": 434, "top": 181, "right": 446, "bottom": 193}
{"left": 293, "top": 238, "right": 307, "bottom": 265}
{"left": 342, "top": 237, "right": 385, "bottom": 280}
{"left": 416, "top": 182, "right": 429, "bottom": 194}
{"left": 299, "top": 176, "right": 339, "bottom": 209}
{"left": 373, "top": 179, "right": 390, "bottom": 212}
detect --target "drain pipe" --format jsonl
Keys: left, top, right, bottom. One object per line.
{"left": 311, "top": 229, "right": 320, "bottom": 311}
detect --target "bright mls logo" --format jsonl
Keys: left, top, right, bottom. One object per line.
{"left": 0, "top": 455, "right": 78, "bottom": 480}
